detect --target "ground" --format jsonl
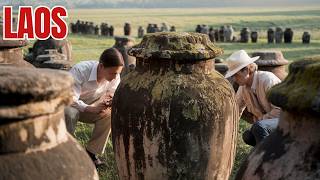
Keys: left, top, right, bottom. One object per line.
{"left": 44, "top": 6, "right": 320, "bottom": 180}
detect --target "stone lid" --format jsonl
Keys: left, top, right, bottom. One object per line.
{"left": 268, "top": 56, "right": 320, "bottom": 115}
{"left": 252, "top": 51, "right": 289, "bottom": 66}
{"left": 0, "top": 40, "right": 28, "bottom": 48}
{"left": 128, "top": 32, "right": 223, "bottom": 61}
{"left": 0, "top": 66, "right": 73, "bottom": 119}
{"left": 0, "top": 20, "right": 28, "bottom": 48}
{"left": 35, "top": 49, "right": 68, "bottom": 63}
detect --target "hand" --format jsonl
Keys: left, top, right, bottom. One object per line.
{"left": 99, "top": 108, "right": 111, "bottom": 118}
{"left": 85, "top": 102, "right": 107, "bottom": 113}
{"left": 103, "top": 94, "right": 113, "bottom": 107}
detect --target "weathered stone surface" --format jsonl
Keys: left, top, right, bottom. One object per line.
{"left": 0, "top": 40, "right": 28, "bottom": 48}
{"left": 35, "top": 49, "right": 72, "bottom": 70}
{"left": 0, "top": 66, "right": 98, "bottom": 180}
{"left": 268, "top": 56, "right": 320, "bottom": 114}
{"left": 25, "top": 38, "right": 73, "bottom": 67}
{"left": 0, "top": 48, "right": 34, "bottom": 68}
{"left": 0, "top": 20, "right": 33, "bottom": 67}
{"left": 128, "top": 32, "right": 223, "bottom": 62}
{"left": 252, "top": 51, "right": 289, "bottom": 80}
{"left": 214, "top": 58, "right": 228, "bottom": 76}
{"left": 0, "top": 20, "right": 28, "bottom": 48}
{"left": 236, "top": 56, "right": 320, "bottom": 180}
{"left": 0, "top": 66, "right": 73, "bottom": 118}
{"left": 113, "top": 36, "right": 136, "bottom": 76}
{"left": 113, "top": 32, "right": 238, "bottom": 180}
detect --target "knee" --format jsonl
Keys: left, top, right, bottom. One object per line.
{"left": 251, "top": 121, "right": 266, "bottom": 134}
{"left": 242, "top": 130, "right": 256, "bottom": 146}
{"left": 64, "top": 107, "right": 79, "bottom": 134}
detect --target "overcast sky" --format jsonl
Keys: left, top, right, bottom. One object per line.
{"left": 1, "top": 0, "right": 320, "bottom": 8}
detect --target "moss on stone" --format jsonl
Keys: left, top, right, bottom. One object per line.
{"left": 128, "top": 32, "right": 223, "bottom": 61}
{"left": 268, "top": 56, "right": 320, "bottom": 115}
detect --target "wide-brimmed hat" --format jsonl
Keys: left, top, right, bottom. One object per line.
{"left": 225, "top": 50, "right": 260, "bottom": 78}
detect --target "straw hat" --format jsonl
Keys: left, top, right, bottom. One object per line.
{"left": 225, "top": 50, "right": 260, "bottom": 78}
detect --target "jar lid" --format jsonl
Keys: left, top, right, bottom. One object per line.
{"left": 252, "top": 51, "right": 289, "bottom": 66}
{"left": 128, "top": 32, "right": 223, "bottom": 61}
{"left": 268, "top": 56, "right": 320, "bottom": 115}
{"left": 0, "top": 39, "right": 28, "bottom": 48}
{"left": 0, "top": 66, "right": 73, "bottom": 119}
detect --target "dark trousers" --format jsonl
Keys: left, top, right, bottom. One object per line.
{"left": 242, "top": 118, "right": 279, "bottom": 146}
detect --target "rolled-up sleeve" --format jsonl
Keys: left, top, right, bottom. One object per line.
{"left": 262, "top": 75, "right": 281, "bottom": 119}
{"left": 236, "top": 87, "right": 247, "bottom": 118}
{"left": 69, "top": 67, "right": 89, "bottom": 112}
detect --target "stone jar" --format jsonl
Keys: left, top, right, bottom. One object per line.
{"left": 250, "top": 31, "right": 258, "bottom": 43}
{"left": 267, "top": 28, "right": 275, "bottom": 44}
{"left": 284, "top": 28, "right": 294, "bottom": 43}
{"left": 0, "top": 39, "right": 34, "bottom": 68}
{"left": 236, "top": 56, "right": 320, "bottom": 180}
{"left": 240, "top": 28, "right": 250, "bottom": 43}
{"left": 0, "top": 66, "right": 98, "bottom": 180}
{"left": 302, "top": 32, "right": 311, "bottom": 44}
{"left": 34, "top": 49, "right": 72, "bottom": 70}
{"left": 214, "top": 58, "right": 228, "bottom": 76}
{"left": 252, "top": 51, "right": 289, "bottom": 80}
{"left": 25, "top": 38, "right": 73, "bottom": 64}
{"left": 124, "top": 23, "right": 132, "bottom": 36}
{"left": 113, "top": 36, "right": 136, "bottom": 76}
{"left": 111, "top": 32, "right": 239, "bottom": 180}
{"left": 275, "top": 27, "right": 283, "bottom": 44}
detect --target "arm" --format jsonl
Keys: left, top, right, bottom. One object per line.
{"left": 69, "top": 66, "right": 89, "bottom": 112}
{"left": 236, "top": 87, "right": 247, "bottom": 118}
{"left": 262, "top": 74, "right": 281, "bottom": 119}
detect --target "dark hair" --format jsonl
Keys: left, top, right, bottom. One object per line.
{"left": 99, "top": 48, "right": 124, "bottom": 67}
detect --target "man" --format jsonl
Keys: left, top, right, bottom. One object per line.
{"left": 225, "top": 50, "right": 281, "bottom": 146}
{"left": 64, "top": 48, "right": 124, "bottom": 166}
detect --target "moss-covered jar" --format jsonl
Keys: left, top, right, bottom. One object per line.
{"left": 111, "top": 32, "right": 239, "bottom": 180}
{"left": 0, "top": 66, "right": 98, "bottom": 180}
{"left": 236, "top": 56, "right": 320, "bottom": 180}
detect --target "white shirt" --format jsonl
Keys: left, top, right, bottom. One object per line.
{"left": 69, "top": 61, "right": 121, "bottom": 112}
{"left": 236, "top": 71, "right": 281, "bottom": 122}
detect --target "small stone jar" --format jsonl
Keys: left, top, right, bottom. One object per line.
{"left": 0, "top": 39, "right": 34, "bottom": 68}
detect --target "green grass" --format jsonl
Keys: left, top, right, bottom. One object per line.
{"left": 75, "top": 120, "right": 251, "bottom": 180}
{"left": 61, "top": 6, "right": 320, "bottom": 180}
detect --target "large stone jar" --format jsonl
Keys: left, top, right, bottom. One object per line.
{"left": 252, "top": 51, "right": 289, "bottom": 80}
{"left": 0, "top": 66, "right": 98, "bottom": 180}
{"left": 236, "top": 56, "right": 320, "bottom": 180}
{"left": 112, "top": 32, "right": 239, "bottom": 180}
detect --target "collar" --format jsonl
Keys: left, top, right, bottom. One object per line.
{"left": 88, "top": 61, "right": 98, "bottom": 81}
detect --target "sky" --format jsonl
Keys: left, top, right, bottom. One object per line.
{"left": 1, "top": 0, "right": 320, "bottom": 8}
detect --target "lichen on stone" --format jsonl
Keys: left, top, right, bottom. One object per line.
{"left": 128, "top": 32, "right": 223, "bottom": 62}
{"left": 267, "top": 56, "right": 320, "bottom": 115}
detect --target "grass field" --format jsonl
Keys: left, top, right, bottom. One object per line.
{"left": 63, "top": 6, "right": 320, "bottom": 180}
